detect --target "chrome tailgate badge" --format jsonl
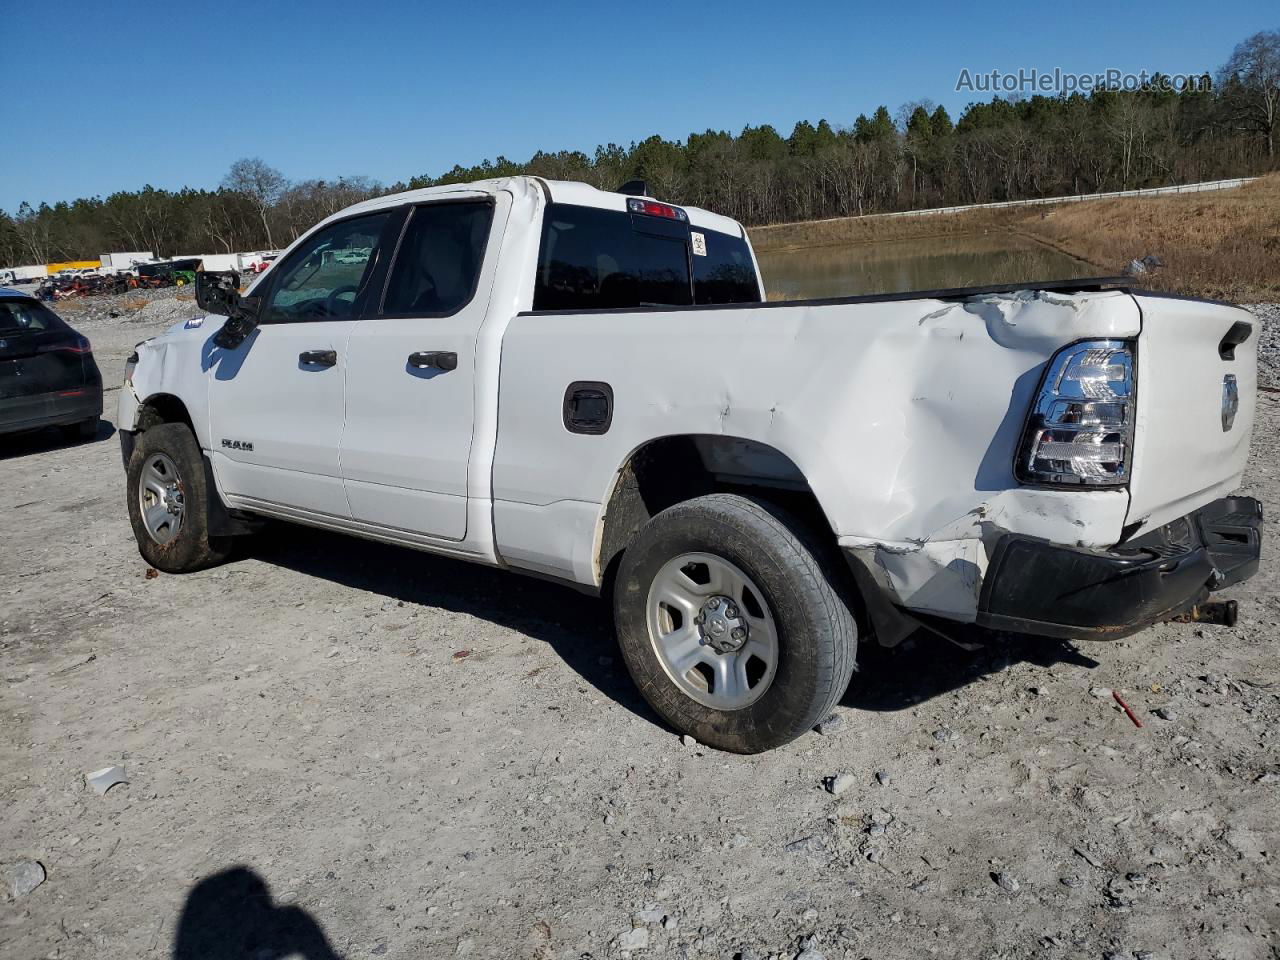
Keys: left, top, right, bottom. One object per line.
{"left": 1221, "top": 374, "right": 1238, "bottom": 432}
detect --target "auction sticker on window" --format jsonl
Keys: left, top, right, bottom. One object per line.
{"left": 690, "top": 231, "right": 707, "bottom": 256}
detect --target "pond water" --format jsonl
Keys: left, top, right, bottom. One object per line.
{"left": 754, "top": 232, "right": 1093, "bottom": 300}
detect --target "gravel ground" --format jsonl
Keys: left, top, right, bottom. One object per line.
{"left": 1, "top": 288, "right": 1278, "bottom": 960}
{"left": 1248, "top": 303, "right": 1279, "bottom": 389}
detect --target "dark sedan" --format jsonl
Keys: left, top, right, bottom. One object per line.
{"left": 0, "top": 288, "right": 102, "bottom": 441}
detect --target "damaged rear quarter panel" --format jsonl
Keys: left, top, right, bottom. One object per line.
{"left": 493, "top": 290, "right": 1140, "bottom": 613}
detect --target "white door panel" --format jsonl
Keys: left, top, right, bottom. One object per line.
{"left": 206, "top": 209, "right": 392, "bottom": 519}
{"left": 208, "top": 321, "right": 354, "bottom": 517}
{"left": 341, "top": 319, "right": 476, "bottom": 540}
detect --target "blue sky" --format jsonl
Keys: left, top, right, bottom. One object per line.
{"left": 0, "top": 0, "right": 1272, "bottom": 212}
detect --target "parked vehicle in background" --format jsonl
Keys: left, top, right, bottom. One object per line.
{"left": 0, "top": 265, "right": 48, "bottom": 285}
{"left": 0, "top": 289, "right": 102, "bottom": 441}
{"left": 136, "top": 258, "right": 203, "bottom": 287}
{"left": 117, "top": 177, "right": 1262, "bottom": 753}
{"left": 235, "top": 251, "right": 278, "bottom": 274}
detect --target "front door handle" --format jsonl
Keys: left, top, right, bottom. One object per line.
{"left": 299, "top": 350, "right": 337, "bottom": 367}
{"left": 408, "top": 351, "right": 458, "bottom": 371}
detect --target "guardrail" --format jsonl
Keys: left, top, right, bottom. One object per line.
{"left": 758, "top": 177, "right": 1259, "bottom": 229}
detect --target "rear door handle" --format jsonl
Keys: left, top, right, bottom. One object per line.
{"left": 408, "top": 351, "right": 458, "bottom": 371}
{"left": 299, "top": 350, "right": 337, "bottom": 367}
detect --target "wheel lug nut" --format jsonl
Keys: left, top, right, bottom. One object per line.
{"left": 731, "top": 628, "right": 745, "bottom": 640}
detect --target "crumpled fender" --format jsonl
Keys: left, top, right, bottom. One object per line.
{"left": 118, "top": 316, "right": 223, "bottom": 451}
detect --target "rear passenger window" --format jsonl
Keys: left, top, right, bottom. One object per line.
{"left": 0, "top": 299, "right": 57, "bottom": 335}
{"left": 382, "top": 201, "right": 494, "bottom": 315}
{"left": 693, "top": 229, "right": 761, "bottom": 304}
{"left": 534, "top": 204, "right": 693, "bottom": 311}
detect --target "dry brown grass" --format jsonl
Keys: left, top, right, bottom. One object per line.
{"left": 1011, "top": 174, "right": 1280, "bottom": 302}
{"left": 749, "top": 173, "right": 1280, "bottom": 302}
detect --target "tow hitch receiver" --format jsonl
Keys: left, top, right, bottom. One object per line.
{"left": 1169, "top": 600, "right": 1238, "bottom": 628}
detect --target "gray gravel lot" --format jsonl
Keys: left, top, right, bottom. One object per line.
{"left": 2, "top": 288, "right": 1278, "bottom": 959}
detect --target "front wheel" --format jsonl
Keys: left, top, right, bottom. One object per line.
{"left": 613, "top": 494, "right": 858, "bottom": 753}
{"left": 125, "top": 422, "right": 232, "bottom": 573}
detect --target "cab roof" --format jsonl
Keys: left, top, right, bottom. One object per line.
{"left": 342, "top": 176, "right": 746, "bottom": 238}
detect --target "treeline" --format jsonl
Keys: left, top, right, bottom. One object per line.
{"left": 2, "top": 29, "right": 1276, "bottom": 268}
{"left": 0, "top": 170, "right": 384, "bottom": 268}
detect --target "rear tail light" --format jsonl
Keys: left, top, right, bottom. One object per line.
{"left": 38, "top": 334, "right": 92, "bottom": 355}
{"left": 1017, "top": 340, "right": 1135, "bottom": 486}
{"left": 626, "top": 197, "right": 688, "bottom": 221}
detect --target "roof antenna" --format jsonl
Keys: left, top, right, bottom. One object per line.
{"left": 616, "top": 179, "right": 648, "bottom": 197}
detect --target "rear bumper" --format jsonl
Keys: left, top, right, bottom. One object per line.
{"left": 976, "top": 496, "right": 1262, "bottom": 639}
{"left": 0, "top": 383, "right": 103, "bottom": 436}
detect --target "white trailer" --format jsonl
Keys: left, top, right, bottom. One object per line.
{"left": 195, "top": 254, "right": 240, "bottom": 273}
{"left": 99, "top": 252, "right": 154, "bottom": 274}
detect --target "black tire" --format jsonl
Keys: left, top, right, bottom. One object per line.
{"left": 613, "top": 493, "right": 858, "bottom": 753}
{"left": 126, "top": 422, "right": 232, "bottom": 573}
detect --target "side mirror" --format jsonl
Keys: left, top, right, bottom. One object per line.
{"left": 211, "top": 293, "right": 263, "bottom": 350}
{"left": 195, "top": 270, "right": 241, "bottom": 316}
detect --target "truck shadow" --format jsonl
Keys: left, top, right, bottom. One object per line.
{"left": 248, "top": 525, "right": 1102, "bottom": 726}
{"left": 244, "top": 525, "right": 660, "bottom": 725}
{"left": 172, "top": 866, "right": 344, "bottom": 960}
{"left": 844, "top": 629, "right": 1100, "bottom": 712}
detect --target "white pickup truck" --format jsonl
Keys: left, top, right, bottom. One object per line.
{"left": 118, "top": 176, "right": 1262, "bottom": 752}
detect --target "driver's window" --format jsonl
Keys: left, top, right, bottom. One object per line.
{"left": 260, "top": 212, "right": 390, "bottom": 323}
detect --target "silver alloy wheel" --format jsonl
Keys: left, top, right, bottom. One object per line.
{"left": 645, "top": 552, "right": 779, "bottom": 710}
{"left": 137, "top": 452, "right": 185, "bottom": 545}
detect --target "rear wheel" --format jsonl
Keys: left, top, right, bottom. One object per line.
{"left": 613, "top": 494, "right": 858, "bottom": 753}
{"left": 126, "top": 422, "right": 232, "bottom": 572}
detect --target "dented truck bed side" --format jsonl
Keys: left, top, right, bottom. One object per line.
{"left": 493, "top": 290, "right": 1139, "bottom": 610}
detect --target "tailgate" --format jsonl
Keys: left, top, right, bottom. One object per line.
{"left": 1126, "top": 294, "right": 1258, "bottom": 532}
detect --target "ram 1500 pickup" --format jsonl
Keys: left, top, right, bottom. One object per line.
{"left": 118, "top": 176, "right": 1262, "bottom": 752}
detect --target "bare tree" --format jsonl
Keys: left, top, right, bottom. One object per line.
{"left": 1218, "top": 30, "right": 1280, "bottom": 157}
{"left": 11, "top": 203, "right": 54, "bottom": 264}
{"left": 222, "top": 157, "right": 287, "bottom": 249}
